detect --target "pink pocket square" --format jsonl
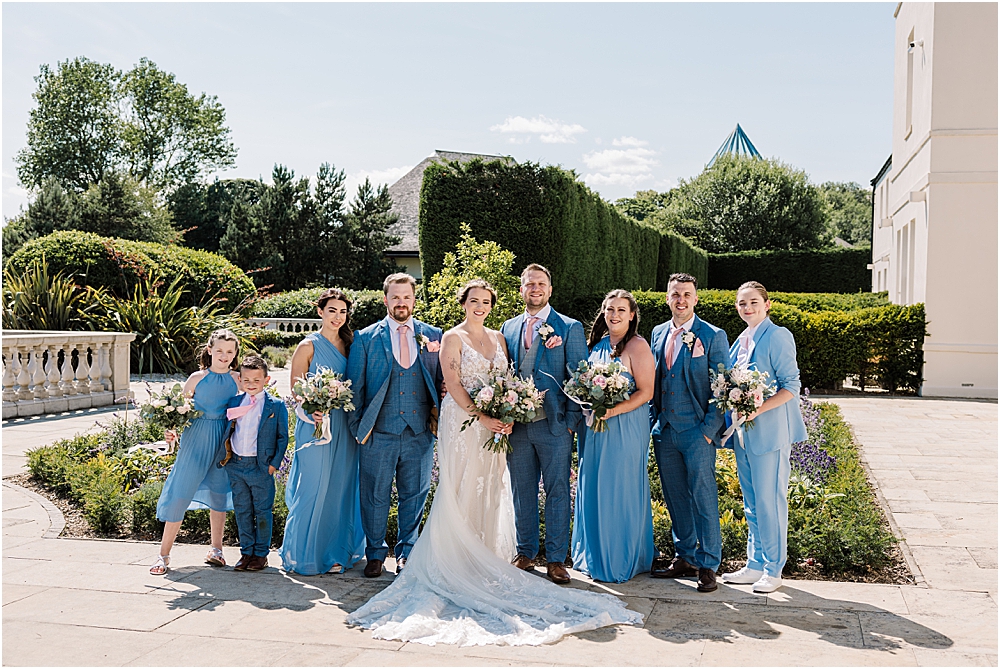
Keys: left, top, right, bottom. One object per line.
{"left": 426, "top": 340, "right": 441, "bottom": 353}
{"left": 692, "top": 339, "right": 705, "bottom": 358}
{"left": 544, "top": 335, "right": 563, "bottom": 349}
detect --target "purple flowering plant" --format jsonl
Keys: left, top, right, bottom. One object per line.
{"left": 789, "top": 390, "right": 838, "bottom": 485}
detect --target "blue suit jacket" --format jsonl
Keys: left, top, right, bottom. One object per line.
{"left": 649, "top": 314, "right": 730, "bottom": 445}
{"left": 500, "top": 308, "right": 588, "bottom": 435}
{"left": 346, "top": 316, "right": 443, "bottom": 445}
{"left": 217, "top": 392, "right": 289, "bottom": 473}
{"left": 728, "top": 317, "right": 808, "bottom": 456}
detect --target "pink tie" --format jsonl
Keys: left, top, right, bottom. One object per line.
{"left": 524, "top": 316, "right": 540, "bottom": 349}
{"left": 398, "top": 324, "right": 411, "bottom": 368}
{"left": 227, "top": 394, "right": 256, "bottom": 420}
{"left": 665, "top": 328, "right": 683, "bottom": 370}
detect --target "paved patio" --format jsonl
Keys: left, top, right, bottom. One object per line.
{"left": 2, "top": 392, "right": 996, "bottom": 666}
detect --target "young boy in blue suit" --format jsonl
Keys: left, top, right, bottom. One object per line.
{"left": 218, "top": 354, "right": 288, "bottom": 571}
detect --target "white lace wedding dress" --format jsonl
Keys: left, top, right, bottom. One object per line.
{"left": 347, "top": 339, "right": 642, "bottom": 646}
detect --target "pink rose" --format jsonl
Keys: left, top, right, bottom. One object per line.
{"left": 729, "top": 388, "right": 742, "bottom": 401}
{"left": 426, "top": 340, "right": 441, "bottom": 353}
{"left": 505, "top": 390, "right": 518, "bottom": 405}
{"left": 477, "top": 386, "right": 494, "bottom": 402}
{"left": 544, "top": 335, "right": 563, "bottom": 349}
{"left": 594, "top": 376, "right": 608, "bottom": 388}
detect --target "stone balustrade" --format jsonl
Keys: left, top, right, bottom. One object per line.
{"left": 2, "top": 331, "right": 136, "bottom": 419}
{"left": 246, "top": 317, "right": 322, "bottom": 334}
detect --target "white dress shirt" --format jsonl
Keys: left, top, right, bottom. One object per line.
{"left": 736, "top": 320, "right": 764, "bottom": 366}
{"left": 522, "top": 304, "right": 553, "bottom": 347}
{"left": 231, "top": 391, "right": 265, "bottom": 457}
{"left": 387, "top": 316, "right": 418, "bottom": 369}
{"left": 665, "top": 317, "right": 695, "bottom": 368}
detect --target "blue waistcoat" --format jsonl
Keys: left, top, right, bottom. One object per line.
{"left": 374, "top": 357, "right": 431, "bottom": 435}
{"left": 657, "top": 353, "right": 699, "bottom": 432}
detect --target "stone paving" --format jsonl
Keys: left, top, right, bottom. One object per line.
{"left": 2, "top": 393, "right": 997, "bottom": 666}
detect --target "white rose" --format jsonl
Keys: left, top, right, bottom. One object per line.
{"left": 163, "top": 405, "right": 175, "bottom": 413}
{"left": 729, "top": 388, "right": 742, "bottom": 401}
{"left": 176, "top": 405, "right": 189, "bottom": 414}
{"left": 154, "top": 399, "right": 169, "bottom": 407}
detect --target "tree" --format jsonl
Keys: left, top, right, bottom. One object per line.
{"left": 312, "top": 162, "right": 349, "bottom": 284}
{"left": 653, "top": 155, "right": 829, "bottom": 253}
{"left": 818, "top": 181, "right": 872, "bottom": 246}
{"left": 614, "top": 189, "right": 671, "bottom": 222}
{"left": 168, "top": 178, "right": 262, "bottom": 253}
{"left": 340, "top": 179, "right": 401, "bottom": 290}
{"left": 418, "top": 222, "right": 521, "bottom": 331}
{"left": 15, "top": 57, "right": 236, "bottom": 193}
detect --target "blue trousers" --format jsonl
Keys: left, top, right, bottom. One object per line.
{"left": 507, "top": 419, "right": 573, "bottom": 563}
{"left": 359, "top": 427, "right": 434, "bottom": 562}
{"left": 734, "top": 443, "right": 791, "bottom": 577}
{"left": 225, "top": 455, "right": 275, "bottom": 557}
{"left": 652, "top": 425, "right": 721, "bottom": 571}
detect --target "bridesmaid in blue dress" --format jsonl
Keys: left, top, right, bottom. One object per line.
{"left": 281, "top": 288, "right": 365, "bottom": 575}
{"left": 571, "top": 290, "right": 656, "bottom": 583}
{"left": 151, "top": 329, "right": 241, "bottom": 575}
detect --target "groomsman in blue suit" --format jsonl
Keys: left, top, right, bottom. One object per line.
{"left": 347, "top": 273, "right": 443, "bottom": 578}
{"left": 649, "top": 273, "right": 730, "bottom": 592}
{"left": 501, "top": 264, "right": 588, "bottom": 584}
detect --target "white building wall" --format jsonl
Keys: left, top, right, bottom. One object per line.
{"left": 884, "top": 2, "right": 998, "bottom": 398}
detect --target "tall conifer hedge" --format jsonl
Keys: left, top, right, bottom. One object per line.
{"left": 418, "top": 159, "right": 705, "bottom": 309}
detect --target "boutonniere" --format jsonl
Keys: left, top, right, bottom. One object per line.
{"left": 681, "top": 331, "right": 697, "bottom": 351}
{"left": 418, "top": 334, "right": 441, "bottom": 353}
{"left": 537, "top": 323, "right": 555, "bottom": 341}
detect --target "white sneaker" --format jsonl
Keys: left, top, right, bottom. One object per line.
{"left": 752, "top": 575, "right": 783, "bottom": 593}
{"left": 721, "top": 566, "right": 764, "bottom": 584}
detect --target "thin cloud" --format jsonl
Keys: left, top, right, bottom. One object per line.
{"left": 583, "top": 172, "right": 654, "bottom": 190}
{"left": 490, "top": 115, "right": 587, "bottom": 144}
{"left": 582, "top": 146, "right": 659, "bottom": 174}
{"left": 612, "top": 136, "right": 649, "bottom": 147}
{"left": 344, "top": 165, "right": 413, "bottom": 200}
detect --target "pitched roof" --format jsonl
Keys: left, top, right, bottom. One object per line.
{"left": 385, "top": 150, "right": 510, "bottom": 255}
{"left": 707, "top": 124, "right": 761, "bottom": 167}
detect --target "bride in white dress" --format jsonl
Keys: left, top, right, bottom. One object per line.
{"left": 347, "top": 279, "right": 642, "bottom": 646}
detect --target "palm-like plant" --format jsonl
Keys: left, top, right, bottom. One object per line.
{"left": 2, "top": 258, "right": 100, "bottom": 331}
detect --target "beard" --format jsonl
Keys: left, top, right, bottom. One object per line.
{"left": 390, "top": 305, "right": 412, "bottom": 322}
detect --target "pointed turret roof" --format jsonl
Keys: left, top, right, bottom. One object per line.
{"left": 708, "top": 124, "right": 761, "bottom": 167}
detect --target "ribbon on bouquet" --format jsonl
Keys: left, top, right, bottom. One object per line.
{"left": 538, "top": 370, "right": 597, "bottom": 428}
{"left": 720, "top": 410, "right": 747, "bottom": 449}
{"left": 295, "top": 405, "right": 333, "bottom": 450}
{"left": 127, "top": 440, "right": 176, "bottom": 457}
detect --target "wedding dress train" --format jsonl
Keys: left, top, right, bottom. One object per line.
{"left": 347, "top": 340, "right": 642, "bottom": 646}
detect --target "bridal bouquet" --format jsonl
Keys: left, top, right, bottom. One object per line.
{"left": 561, "top": 360, "right": 633, "bottom": 432}
{"left": 461, "top": 368, "right": 546, "bottom": 454}
{"left": 292, "top": 367, "right": 355, "bottom": 438}
{"left": 140, "top": 383, "right": 201, "bottom": 435}
{"left": 710, "top": 363, "right": 776, "bottom": 446}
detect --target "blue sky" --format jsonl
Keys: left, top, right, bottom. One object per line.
{"left": 3, "top": 2, "right": 896, "bottom": 220}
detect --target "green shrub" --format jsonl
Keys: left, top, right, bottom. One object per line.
{"left": 181, "top": 508, "right": 212, "bottom": 538}
{"left": 657, "top": 230, "right": 709, "bottom": 291}
{"left": 83, "top": 469, "right": 128, "bottom": 535}
{"left": 2, "top": 258, "right": 101, "bottom": 330}
{"left": 261, "top": 346, "right": 291, "bottom": 369}
{"left": 272, "top": 479, "right": 289, "bottom": 547}
{"left": 6, "top": 231, "right": 256, "bottom": 310}
{"left": 418, "top": 223, "right": 522, "bottom": 330}
{"left": 419, "top": 158, "right": 688, "bottom": 311}
{"left": 130, "top": 480, "right": 165, "bottom": 537}
{"left": 26, "top": 443, "right": 85, "bottom": 495}
{"left": 564, "top": 290, "right": 925, "bottom": 393}
{"left": 708, "top": 248, "right": 871, "bottom": 293}
{"left": 250, "top": 287, "right": 385, "bottom": 331}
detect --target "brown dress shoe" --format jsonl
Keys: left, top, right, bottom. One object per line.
{"left": 511, "top": 555, "right": 534, "bottom": 571}
{"left": 697, "top": 568, "right": 718, "bottom": 592}
{"left": 233, "top": 555, "right": 252, "bottom": 572}
{"left": 650, "top": 556, "right": 698, "bottom": 579}
{"left": 364, "top": 559, "right": 384, "bottom": 578}
{"left": 395, "top": 556, "right": 406, "bottom": 574}
{"left": 246, "top": 555, "right": 268, "bottom": 571}
{"left": 547, "top": 562, "right": 571, "bottom": 584}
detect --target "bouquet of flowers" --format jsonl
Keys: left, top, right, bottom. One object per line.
{"left": 461, "top": 368, "right": 547, "bottom": 454}
{"left": 710, "top": 363, "right": 776, "bottom": 446}
{"left": 140, "top": 383, "right": 201, "bottom": 435}
{"left": 561, "top": 360, "right": 633, "bottom": 432}
{"left": 292, "top": 367, "right": 355, "bottom": 438}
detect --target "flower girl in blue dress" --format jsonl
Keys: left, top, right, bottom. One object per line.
{"left": 150, "top": 330, "right": 242, "bottom": 575}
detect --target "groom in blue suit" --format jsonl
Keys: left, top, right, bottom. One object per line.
{"left": 649, "top": 273, "right": 729, "bottom": 592}
{"left": 501, "top": 264, "right": 588, "bottom": 584}
{"left": 347, "top": 273, "right": 443, "bottom": 578}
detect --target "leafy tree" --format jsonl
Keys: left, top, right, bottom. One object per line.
{"left": 2, "top": 217, "right": 32, "bottom": 264}
{"left": 653, "top": 155, "right": 829, "bottom": 253}
{"left": 418, "top": 222, "right": 521, "bottom": 331}
{"left": 614, "top": 189, "right": 671, "bottom": 222}
{"left": 15, "top": 57, "right": 236, "bottom": 193}
{"left": 818, "top": 181, "right": 872, "bottom": 246}
{"left": 75, "top": 172, "right": 176, "bottom": 243}
{"left": 119, "top": 58, "right": 237, "bottom": 191}
{"left": 340, "top": 179, "right": 401, "bottom": 290}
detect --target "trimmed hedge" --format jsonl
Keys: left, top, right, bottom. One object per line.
{"left": 658, "top": 230, "right": 709, "bottom": 291}
{"left": 566, "top": 290, "right": 924, "bottom": 393}
{"left": 250, "top": 287, "right": 385, "bottom": 330}
{"left": 708, "top": 247, "right": 871, "bottom": 293}
{"left": 418, "top": 159, "right": 703, "bottom": 310}
{"left": 6, "top": 231, "right": 256, "bottom": 310}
